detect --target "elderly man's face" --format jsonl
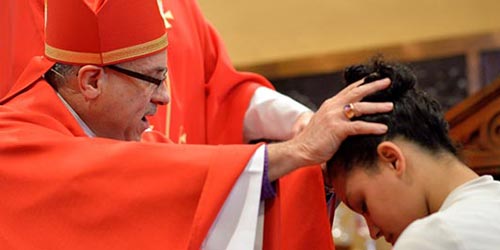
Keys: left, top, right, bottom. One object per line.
{"left": 88, "top": 51, "right": 169, "bottom": 141}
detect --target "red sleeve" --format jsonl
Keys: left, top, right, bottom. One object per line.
{"left": 0, "top": 76, "right": 261, "bottom": 249}
{"left": 0, "top": 115, "right": 259, "bottom": 249}
{"left": 263, "top": 166, "right": 336, "bottom": 250}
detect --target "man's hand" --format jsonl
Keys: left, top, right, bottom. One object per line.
{"left": 267, "top": 78, "right": 393, "bottom": 181}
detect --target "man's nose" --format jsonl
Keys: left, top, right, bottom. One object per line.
{"left": 152, "top": 76, "right": 170, "bottom": 105}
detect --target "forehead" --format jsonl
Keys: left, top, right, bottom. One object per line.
{"left": 332, "top": 166, "right": 374, "bottom": 203}
{"left": 331, "top": 168, "right": 350, "bottom": 200}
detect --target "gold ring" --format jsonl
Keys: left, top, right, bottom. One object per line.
{"left": 343, "top": 103, "right": 355, "bottom": 120}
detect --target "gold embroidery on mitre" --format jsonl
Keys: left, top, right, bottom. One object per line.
{"left": 102, "top": 34, "right": 168, "bottom": 63}
{"left": 45, "top": 44, "right": 102, "bottom": 64}
{"left": 45, "top": 34, "right": 167, "bottom": 65}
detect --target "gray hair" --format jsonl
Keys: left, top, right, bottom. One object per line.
{"left": 44, "top": 63, "right": 80, "bottom": 89}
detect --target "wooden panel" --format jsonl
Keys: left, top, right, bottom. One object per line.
{"left": 481, "top": 50, "right": 500, "bottom": 85}
{"left": 446, "top": 78, "right": 500, "bottom": 175}
{"left": 238, "top": 31, "right": 500, "bottom": 80}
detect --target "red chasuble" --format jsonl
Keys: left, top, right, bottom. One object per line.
{"left": 0, "top": 0, "right": 335, "bottom": 249}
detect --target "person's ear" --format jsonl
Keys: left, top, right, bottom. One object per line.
{"left": 377, "top": 141, "right": 406, "bottom": 177}
{"left": 77, "top": 65, "right": 105, "bottom": 100}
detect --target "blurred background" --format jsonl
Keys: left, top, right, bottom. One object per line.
{"left": 198, "top": 1, "right": 500, "bottom": 249}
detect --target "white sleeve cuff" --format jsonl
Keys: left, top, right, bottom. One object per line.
{"left": 202, "top": 145, "right": 265, "bottom": 249}
{"left": 243, "top": 87, "right": 312, "bottom": 142}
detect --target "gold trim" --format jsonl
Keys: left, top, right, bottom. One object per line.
{"left": 102, "top": 34, "right": 168, "bottom": 63}
{"left": 45, "top": 44, "right": 102, "bottom": 64}
{"left": 45, "top": 34, "right": 168, "bottom": 64}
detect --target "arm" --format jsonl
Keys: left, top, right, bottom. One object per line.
{"left": 244, "top": 87, "right": 313, "bottom": 142}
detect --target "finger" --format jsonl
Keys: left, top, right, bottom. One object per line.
{"left": 346, "top": 78, "right": 391, "bottom": 102}
{"left": 347, "top": 121, "right": 389, "bottom": 135}
{"left": 350, "top": 102, "right": 393, "bottom": 117}
{"left": 336, "top": 77, "right": 366, "bottom": 96}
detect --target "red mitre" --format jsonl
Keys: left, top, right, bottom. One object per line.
{"left": 1, "top": 0, "right": 168, "bottom": 103}
{"left": 45, "top": 0, "right": 168, "bottom": 65}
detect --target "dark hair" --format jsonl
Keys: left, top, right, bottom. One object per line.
{"left": 327, "top": 58, "right": 457, "bottom": 175}
{"left": 44, "top": 63, "right": 79, "bottom": 89}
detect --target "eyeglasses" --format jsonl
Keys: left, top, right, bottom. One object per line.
{"left": 107, "top": 65, "right": 165, "bottom": 86}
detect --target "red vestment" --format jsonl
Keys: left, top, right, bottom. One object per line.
{"left": 0, "top": 0, "right": 335, "bottom": 249}
{"left": 0, "top": 59, "right": 260, "bottom": 249}
{"left": 0, "top": 0, "right": 44, "bottom": 97}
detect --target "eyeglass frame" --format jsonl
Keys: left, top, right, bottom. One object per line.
{"left": 106, "top": 65, "right": 165, "bottom": 86}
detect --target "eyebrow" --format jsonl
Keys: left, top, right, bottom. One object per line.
{"left": 146, "top": 67, "right": 168, "bottom": 76}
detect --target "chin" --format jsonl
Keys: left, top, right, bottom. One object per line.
{"left": 122, "top": 127, "right": 147, "bottom": 142}
{"left": 391, "top": 233, "right": 402, "bottom": 245}
{"left": 128, "top": 134, "right": 142, "bottom": 142}
{"left": 120, "top": 132, "right": 141, "bottom": 142}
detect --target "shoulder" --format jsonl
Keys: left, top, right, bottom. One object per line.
{"left": 394, "top": 178, "right": 500, "bottom": 250}
{"left": 393, "top": 216, "right": 465, "bottom": 250}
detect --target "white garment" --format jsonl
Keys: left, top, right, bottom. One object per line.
{"left": 244, "top": 87, "right": 312, "bottom": 142}
{"left": 394, "top": 175, "right": 500, "bottom": 250}
{"left": 203, "top": 145, "right": 265, "bottom": 249}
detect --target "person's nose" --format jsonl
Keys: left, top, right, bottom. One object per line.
{"left": 365, "top": 217, "right": 382, "bottom": 240}
{"left": 152, "top": 75, "right": 170, "bottom": 105}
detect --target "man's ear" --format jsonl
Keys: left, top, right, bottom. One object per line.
{"left": 77, "top": 65, "right": 105, "bottom": 100}
{"left": 377, "top": 141, "right": 406, "bottom": 177}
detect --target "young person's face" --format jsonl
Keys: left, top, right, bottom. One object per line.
{"left": 332, "top": 158, "right": 428, "bottom": 245}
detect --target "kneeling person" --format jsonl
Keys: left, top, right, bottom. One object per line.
{"left": 328, "top": 58, "right": 500, "bottom": 249}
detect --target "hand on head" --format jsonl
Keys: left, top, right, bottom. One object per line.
{"left": 290, "top": 77, "right": 393, "bottom": 166}
{"left": 267, "top": 77, "right": 393, "bottom": 181}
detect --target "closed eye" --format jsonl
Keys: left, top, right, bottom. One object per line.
{"left": 361, "top": 201, "right": 368, "bottom": 215}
